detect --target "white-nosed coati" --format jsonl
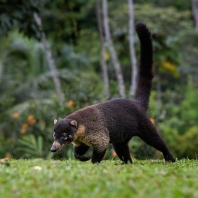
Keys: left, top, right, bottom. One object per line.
{"left": 50, "top": 22, "right": 175, "bottom": 164}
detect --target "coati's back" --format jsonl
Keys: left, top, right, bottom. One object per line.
{"left": 97, "top": 98, "right": 142, "bottom": 142}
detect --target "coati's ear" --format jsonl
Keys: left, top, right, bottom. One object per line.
{"left": 54, "top": 119, "right": 58, "bottom": 125}
{"left": 70, "top": 120, "right": 77, "bottom": 128}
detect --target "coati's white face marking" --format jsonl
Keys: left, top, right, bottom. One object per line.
{"left": 51, "top": 119, "right": 78, "bottom": 152}
{"left": 51, "top": 129, "right": 67, "bottom": 152}
{"left": 52, "top": 120, "right": 58, "bottom": 142}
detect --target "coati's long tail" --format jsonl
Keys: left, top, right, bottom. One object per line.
{"left": 134, "top": 22, "right": 153, "bottom": 111}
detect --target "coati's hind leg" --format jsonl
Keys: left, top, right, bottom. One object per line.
{"left": 138, "top": 120, "right": 175, "bottom": 162}
{"left": 113, "top": 142, "right": 132, "bottom": 164}
{"left": 74, "top": 144, "right": 90, "bottom": 161}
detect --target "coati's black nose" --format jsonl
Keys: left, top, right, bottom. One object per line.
{"left": 50, "top": 145, "right": 57, "bottom": 152}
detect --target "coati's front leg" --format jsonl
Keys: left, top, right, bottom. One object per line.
{"left": 91, "top": 149, "right": 107, "bottom": 164}
{"left": 113, "top": 142, "right": 132, "bottom": 164}
{"left": 74, "top": 144, "right": 90, "bottom": 161}
{"left": 91, "top": 135, "right": 109, "bottom": 164}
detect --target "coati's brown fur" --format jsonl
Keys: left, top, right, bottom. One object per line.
{"left": 50, "top": 22, "right": 175, "bottom": 164}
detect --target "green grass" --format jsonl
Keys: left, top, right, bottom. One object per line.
{"left": 0, "top": 159, "right": 198, "bottom": 198}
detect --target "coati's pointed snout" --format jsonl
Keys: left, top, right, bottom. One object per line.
{"left": 50, "top": 145, "right": 57, "bottom": 152}
{"left": 50, "top": 141, "right": 62, "bottom": 152}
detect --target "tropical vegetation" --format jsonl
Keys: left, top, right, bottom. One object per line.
{"left": 0, "top": 0, "right": 198, "bottom": 161}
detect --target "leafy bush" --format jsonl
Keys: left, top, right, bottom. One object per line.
{"left": 0, "top": 96, "right": 96, "bottom": 159}
{"left": 160, "top": 77, "right": 198, "bottom": 159}
{"left": 0, "top": 30, "right": 104, "bottom": 159}
{"left": 17, "top": 134, "right": 54, "bottom": 159}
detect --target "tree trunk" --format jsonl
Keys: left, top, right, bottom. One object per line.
{"left": 192, "top": 0, "right": 198, "bottom": 30}
{"left": 156, "top": 71, "right": 162, "bottom": 111}
{"left": 96, "top": 0, "right": 110, "bottom": 100}
{"left": 128, "top": 0, "right": 138, "bottom": 98}
{"left": 102, "top": 0, "right": 125, "bottom": 98}
{"left": 33, "top": 13, "right": 64, "bottom": 104}
{"left": 156, "top": 67, "right": 162, "bottom": 131}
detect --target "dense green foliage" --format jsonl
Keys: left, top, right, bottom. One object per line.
{"left": 0, "top": 0, "right": 198, "bottom": 160}
{"left": 0, "top": 159, "right": 198, "bottom": 198}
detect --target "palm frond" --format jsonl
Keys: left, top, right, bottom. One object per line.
{"left": 6, "top": 98, "right": 53, "bottom": 114}
{"left": 59, "top": 45, "right": 88, "bottom": 68}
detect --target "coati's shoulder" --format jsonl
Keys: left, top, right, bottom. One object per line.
{"left": 66, "top": 103, "right": 101, "bottom": 121}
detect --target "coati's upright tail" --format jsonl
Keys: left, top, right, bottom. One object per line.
{"left": 134, "top": 22, "right": 153, "bottom": 111}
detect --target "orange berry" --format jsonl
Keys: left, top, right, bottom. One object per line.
{"left": 29, "top": 119, "right": 36, "bottom": 125}
{"left": 12, "top": 113, "right": 19, "bottom": 119}
{"left": 112, "top": 151, "right": 117, "bottom": 157}
{"left": 150, "top": 118, "right": 155, "bottom": 124}
{"left": 20, "top": 128, "right": 27, "bottom": 135}
{"left": 27, "top": 115, "right": 36, "bottom": 125}
{"left": 67, "top": 100, "right": 75, "bottom": 107}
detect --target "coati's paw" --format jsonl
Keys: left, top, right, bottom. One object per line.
{"left": 164, "top": 154, "right": 176, "bottom": 162}
{"left": 91, "top": 160, "right": 102, "bottom": 165}
{"left": 92, "top": 161, "right": 100, "bottom": 165}
{"left": 77, "top": 155, "right": 90, "bottom": 162}
{"left": 91, "top": 150, "right": 107, "bottom": 164}
{"left": 80, "top": 156, "right": 90, "bottom": 162}
{"left": 123, "top": 161, "right": 133, "bottom": 165}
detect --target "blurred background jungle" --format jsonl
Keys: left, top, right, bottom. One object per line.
{"left": 0, "top": 0, "right": 198, "bottom": 161}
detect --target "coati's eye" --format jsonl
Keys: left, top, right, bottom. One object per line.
{"left": 62, "top": 133, "right": 67, "bottom": 137}
{"left": 62, "top": 133, "right": 68, "bottom": 141}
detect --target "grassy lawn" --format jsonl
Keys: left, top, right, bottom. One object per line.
{"left": 0, "top": 158, "right": 198, "bottom": 198}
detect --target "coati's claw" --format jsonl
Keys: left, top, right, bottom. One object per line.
{"left": 74, "top": 153, "right": 90, "bottom": 161}
{"left": 79, "top": 156, "right": 90, "bottom": 162}
{"left": 164, "top": 154, "right": 176, "bottom": 162}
